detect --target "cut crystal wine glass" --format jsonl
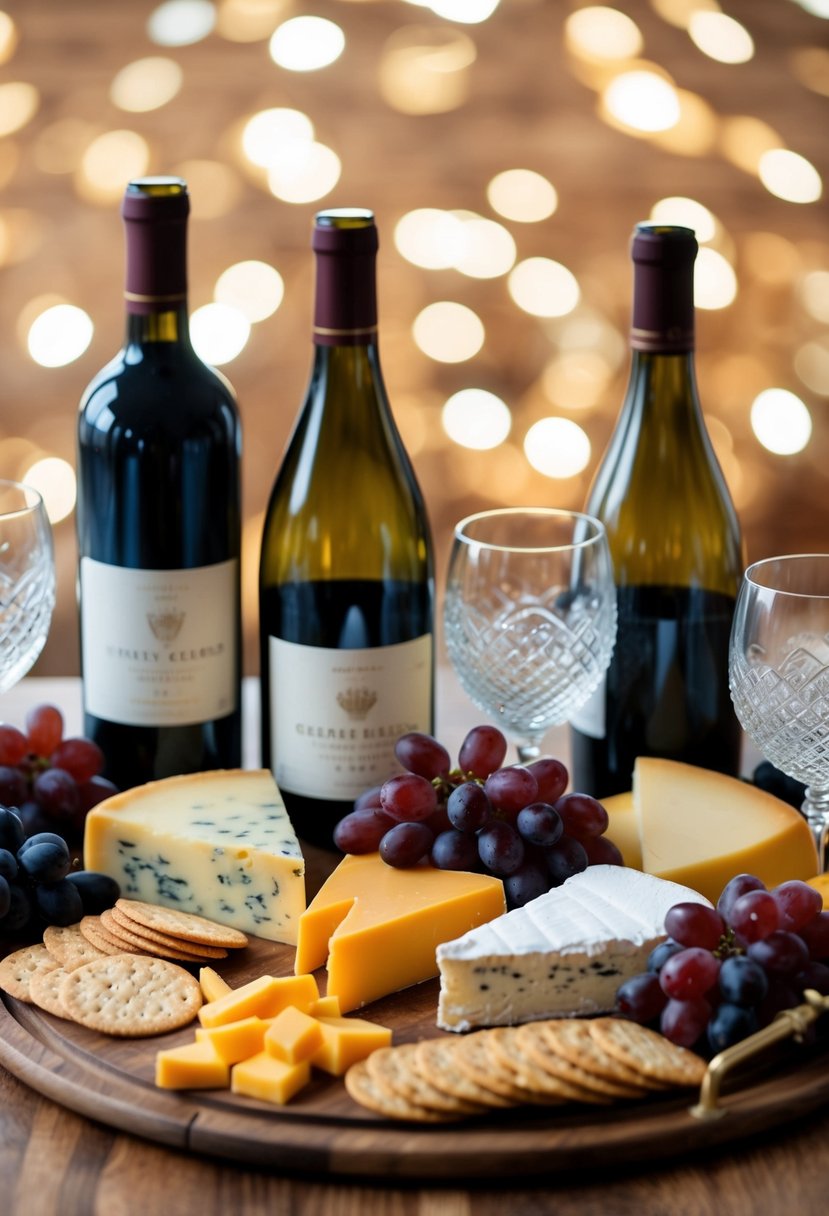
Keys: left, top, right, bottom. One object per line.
{"left": 444, "top": 508, "right": 617, "bottom": 764}
{"left": 729, "top": 553, "right": 829, "bottom": 870}
{"left": 0, "top": 480, "right": 55, "bottom": 694}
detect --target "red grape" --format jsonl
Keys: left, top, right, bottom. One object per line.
{"left": 0, "top": 725, "right": 28, "bottom": 766}
{"left": 747, "top": 930, "right": 810, "bottom": 975}
{"left": 25, "top": 704, "right": 64, "bottom": 758}
{"left": 380, "top": 773, "right": 438, "bottom": 823}
{"left": 333, "top": 807, "right": 396, "bottom": 854}
{"left": 484, "top": 766, "right": 538, "bottom": 816}
{"left": 32, "top": 768, "right": 80, "bottom": 819}
{"left": 0, "top": 766, "right": 27, "bottom": 807}
{"left": 516, "top": 802, "right": 563, "bottom": 848}
{"left": 50, "top": 737, "right": 104, "bottom": 784}
{"left": 582, "top": 835, "right": 624, "bottom": 866}
{"left": 430, "top": 830, "right": 480, "bottom": 872}
{"left": 799, "top": 910, "right": 829, "bottom": 960}
{"left": 664, "top": 903, "right": 726, "bottom": 951}
{"left": 426, "top": 804, "right": 453, "bottom": 836}
{"left": 730, "top": 890, "right": 780, "bottom": 943}
{"left": 379, "top": 822, "right": 434, "bottom": 868}
{"left": 526, "top": 757, "right": 568, "bottom": 804}
{"left": 353, "top": 785, "right": 383, "bottom": 813}
{"left": 660, "top": 997, "right": 711, "bottom": 1048}
{"left": 446, "top": 782, "right": 493, "bottom": 833}
{"left": 394, "top": 732, "right": 450, "bottom": 781}
{"left": 458, "top": 725, "right": 507, "bottom": 779}
{"left": 615, "top": 972, "right": 667, "bottom": 1023}
{"left": 717, "top": 873, "right": 766, "bottom": 923}
{"left": 76, "top": 775, "right": 119, "bottom": 815}
{"left": 659, "top": 947, "right": 721, "bottom": 1000}
{"left": 553, "top": 793, "right": 608, "bottom": 839}
{"left": 771, "top": 880, "right": 823, "bottom": 933}
{"left": 545, "top": 835, "right": 588, "bottom": 886}
{"left": 477, "top": 820, "right": 525, "bottom": 877}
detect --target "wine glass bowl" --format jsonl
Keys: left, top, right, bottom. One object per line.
{"left": 729, "top": 553, "right": 829, "bottom": 868}
{"left": 0, "top": 479, "right": 56, "bottom": 694}
{"left": 444, "top": 508, "right": 617, "bottom": 763}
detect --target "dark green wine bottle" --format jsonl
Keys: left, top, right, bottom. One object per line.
{"left": 570, "top": 224, "right": 744, "bottom": 797}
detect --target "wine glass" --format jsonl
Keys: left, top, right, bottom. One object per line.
{"left": 729, "top": 554, "right": 829, "bottom": 871}
{"left": 0, "top": 479, "right": 56, "bottom": 693}
{"left": 444, "top": 507, "right": 617, "bottom": 763}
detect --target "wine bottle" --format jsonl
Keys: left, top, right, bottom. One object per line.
{"left": 259, "top": 209, "right": 434, "bottom": 848}
{"left": 570, "top": 223, "right": 743, "bottom": 798}
{"left": 76, "top": 177, "right": 242, "bottom": 790}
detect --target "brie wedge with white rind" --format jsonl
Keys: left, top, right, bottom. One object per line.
{"left": 436, "top": 865, "right": 711, "bottom": 1032}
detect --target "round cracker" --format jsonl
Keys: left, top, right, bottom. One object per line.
{"left": 115, "top": 899, "right": 247, "bottom": 949}
{"left": 0, "top": 944, "right": 59, "bottom": 1003}
{"left": 366, "top": 1044, "right": 483, "bottom": 1116}
{"left": 517, "top": 1023, "right": 643, "bottom": 1099}
{"left": 344, "top": 1059, "right": 460, "bottom": 1123}
{"left": 80, "top": 915, "right": 145, "bottom": 956}
{"left": 489, "top": 1027, "right": 610, "bottom": 1104}
{"left": 100, "top": 910, "right": 227, "bottom": 962}
{"left": 29, "top": 965, "right": 74, "bottom": 1020}
{"left": 452, "top": 1032, "right": 557, "bottom": 1105}
{"left": 59, "top": 954, "right": 202, "bottom": 1037}
{"left": 589, "top": 1017, "right": 706, "bottom": 1087}
{"left": 414, "top": 1038, "right": 513, "bottom": 1109}
{"left": 106, "top": 907, "right": 228, "bottom": 959}
{"left": 44, "top": 923, "right": 107, "bottom": 971}
{"left": 538, "top": 1018, "right": 659, "bottom": 1093}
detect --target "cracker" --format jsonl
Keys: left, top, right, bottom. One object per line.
{"left": 414, "top": 1038, "right": 513, "bottom": 1109}
{"left": 59, "top": 955, "right": 202, "bottom": 1037}
{"left": 115, "top": 900, "right": 247, "bottom": 949}
{"left": 344, "top": 1059, "right": 460, "bottom": 1123}
{"left": 538, "top": 1019, "right": 660, "bottom": 1093}
{"left": 29, "top": 965, "right": 74, "bottom": 1020}
{"left": 367, "top": 1044, "right": 483, "bottom": 1116}
{"left": 0, "top": 944, "right": 59, "bottom": 1003}
{"left": 108, "top": 906, "right": 228, "bottom": 959}
{"left": 79, "top": 916, "right": 138, "bottom": 956}
{"left": 452, "top": 1032, "right": 558, "bottom": 1105}
{"left": 100, "top": 910, "right": 227, "bottom": 962}
{"left": 517, "top": 1023, "right": 644, "bottom": 1099}
{"left": 589, "top": 1018, "right": 706, "bottom": 1087}
{"left": 43, "top": 924, "right": 107, "bottom": 971}
{"left": 488, "top": 1027, "right": 610, "bottom": 1104}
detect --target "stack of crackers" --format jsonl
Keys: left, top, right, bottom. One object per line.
{"left": 345, "top": 1018, "right": 706, "bottom": 1122}
{"left": 0, "top": 900, "right": 248, "bottom": 1038}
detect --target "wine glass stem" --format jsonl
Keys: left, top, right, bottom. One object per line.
{"left": 802, "top": 784, "right": 829, "bottom": 872}
{"left": 516, "top": 742, "right": 541, "bottom": 765}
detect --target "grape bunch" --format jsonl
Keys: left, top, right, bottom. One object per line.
{"left": 615, "top": 873, "right": 829, "bottom": 1055}
{"left": 333, "top": 726, "right": 621, "bottom": 908}
{"left": 0, "top": 806, "right": 121, "bottom": 941}
{"left": 0, "top": 704, "right": 117, "bottom": 855}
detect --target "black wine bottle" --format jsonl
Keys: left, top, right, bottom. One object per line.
{"left": 570, "top": 224, "right": 744, "bottom": 798}
{"left": 76, "top": 177, "right": 242, "bottom": 790}
{"left": 259, "top": 209, "right": 434, "bottom": 848}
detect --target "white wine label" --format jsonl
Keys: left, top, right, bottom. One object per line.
{"left": 569, "top": 677, "right": 606, "bottom": 739}
{"left": 269, "top": 634, "right": 433, "bottom": 801}
{"left": 80, "top": 557, "right": 238, "bottom": 727}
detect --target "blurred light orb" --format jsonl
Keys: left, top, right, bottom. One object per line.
{"left": 794, "top": 340, "right": 829, "bottom": 396}
{"left": 602, "top": 71, "right": 681, "bottom": 133}
{"left": 799, "top": 270, "right": 829, "bottom": 323}
{"left": 379, "top": 26, "right": 476, "bottom": 115}
{"left": 648, "top": 89, "right": 717, "bottom": 156}
{"left": 442, "top": 389, "right": 511, "bottom": 450}
{"left": 217, "top": 0, "right": 289, "bottom": 42}
{"left": 242, "top": 108, "right": 314, "bottom": 169}
{"left": 524, "top": 418, "right": 591, "bottom": 479}
{"left": 266, "top": 140, "right": 341, "bottom": 203}
{"left": 22, "top": 458, "right": 77, "bottom": 525}
{"left": 750, "top": 389, "right": 812, "bottom": 455}
{"left": 27, "top": 305, "right": 93, "bottom": 367}
{"left": 394, "top": 209, "right": 466, "bottom": 269}
{"left": 508, "top": 258, "right": 580, "bottom": 318}
{"left": 0, "top": 82, "right": 39, "bottom": 137}
{"left": 758, "top": 149, "right": 822, "bottom": 204}
{"left": 110, "top": 57, "right": 183, "bottom": 112}
{"left": 487, "top": 169, "right": 558, "bottom": 223}
{"left": 695, "top": 248, "right": 737, "bottom": 310}
{"left": 453, "top": 216, "right": 516, "bottom": 279}
{"left": 190, "top": 303, "right": 251, "bottom": 365}
{"left": 215, "top": 260, "right": 284, "bottom": 322}
{"left": 175, "top": 159, "right": 243, "bottom": 218}
{"left": 269, "top": 17, "right": 345, "bottom": 71}
{"left": 719, "top": 116, "right": 782, "bottom": 174}
{"left": 429, "top": 0, "right": 500, "bottom": 23}
{"left": 688, "top": 12, "right": 754, "bottom": 63}
{"left": 650, "top": 0, "right": 719, "bottom": 27}
{"left": 412, "top": 302, "right": 484, "bottom": 362}
{"left": 147, "top": 0, "right": 216, "bottom": 45}
{"left": 77, "top": 130, "right": 151, "bottom": 203}
{"left": 34, "top": 119, "right": 99, "bottom": 175}
{"left": 789, "top": 47, "right": 829, "bottom": 98}
{"left": 650, "top": 196, "right": 717, "bottom": 242}
{"left": 792, "top": 0, "right": 829, "bottom": 15}
{"left": 0, "top": 12, "right": 18, "bottom": 64}
{"left": 564, "top": 7, "right": 643, "bottom": 61}
{"left": 542, "top": 351, "right": 613, "bottom": 410}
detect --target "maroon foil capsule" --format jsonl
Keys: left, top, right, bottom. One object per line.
{"left": 122, "top": 177, "right": 189, "bottom": 315}
{"left": 312, "top": 209, "right": 379, "bottom": 346}
{"left": 630, "top": 223, "right": 696, "bottom": 354}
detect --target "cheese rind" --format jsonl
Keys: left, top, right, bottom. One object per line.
{"left": 83, "top": 769, "right": 306, "bottom": 944}
{"left": 436, "top": 865, "right": 710, "bottom": 1032}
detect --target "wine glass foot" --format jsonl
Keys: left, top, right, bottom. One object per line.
{"left": 516, "top": 742, "right": 541, "bottom": 765}
{"left": 802, "top": 784, "right": 829, "bottom": 873}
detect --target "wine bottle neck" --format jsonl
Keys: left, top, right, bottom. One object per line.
{"left": 312, "top": 215, "right": 378, "bottom": 347}
{"left": 125, "top": 306, "right": 191, "bottom": 346}
{"left": 122, "top": 178, "right": 190, "bottom": 344}
{"left": 630, "top": 225, "right": 695, "bottom": 354}
{"left": 627, "top": 350, "right": 702, "bottom": 415}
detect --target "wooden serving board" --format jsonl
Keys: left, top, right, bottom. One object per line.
{"left": 2, "top": 934, "right": 829, "bottom": 1182}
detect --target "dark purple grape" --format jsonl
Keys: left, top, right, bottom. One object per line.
{"left": 483, "top": 766, "right": 538, "bottom": 816}
{"left": 0, "top": 806, "right": 25, "bottom": 853}
{"left": 582, "top": 835, "right": 624, "bottom": 866}
{"left": 380, "top": 773, "right": 437, "bottom": 823}
{"left": 647, "top": 939, "right": 683, "bottom": 973}
{"left": 504, "top": 860, "right": 550, "bottom": 909}
{"left": 0, "top": 874, "right": 10, "bottom": 919}
{"left": 430, "top": 829, "right": 480, "bottom": 872}
{"left": 446, "top": 782, "right": 493, "bottom": 833}
{"left": 747, "top": 930, "right": 810, "bottom": 975}
{"left": 477, "top": 820, "right": 525, "bottom": 877}
{"left": 799, "top": 911, "right": 829, "bottom": 960}
{"left": 18, "top": 831, "right": 70, "bottom": 855}
{"left": 76, "top": 776, "right": 119, "bottom": 815}
{"left": 718, "top": 955, "right": 769, "bottom": 1006}
{"left": 553, "top": 792, "right": 609, "bottom": 839}
{"left": 17, "top": 839, "right": 72, "bottom": 884}
{"left": 34, "top": 879, "right": 84, "bottom": 927}
{"left": 16, "top": 800, "right": 55, "bottom": 837}
{"left": 796, "top": 960, "right": 829, "bottom": 996}
{"left": 0, "top": 765, "right": 27, "bottom": 806}
{"left": 757, "top": 981, "right": 799, "bottom": 1028}
{"left": 516, "top": 802, "right": 563, "bottom": 848}
{"left": 0, "top": 847, "right": 18, "bottom": 882}
{"left": 333, "top": 807, "right": 396, "bottom": 854}
{"left": 2, "top": 883, "right": 34, "bottom": 932}
{"left": 544, "top": 835, "right": 588, "bottom": 886}
{"left": 353, "top": 785, "right": 384, "bottom": 813}
{"left": 379, "top": 822, "right": 434, "bottom": 868}
{"left": 458, "top": 725, "right": 507, "bottom": 779}
{"left": 615, "top": 972, "right": 667, "bottom": 1023}
{"left": 33, "top": 768, "right": 80, "bottom": 819}
{"left": 707, "top": 1003, "right": 758, "bottom": 1053}
{"left": 660, "top": 996, "right": 711, "bottom": 1048}
{"left": 65, "top": 871, "right": 121, "bottom": 916}
{"left": 717, "top": 873, "right": 766, "bottom": 924}
{"left": 526, "top": 757, "right": 568, "bottom": 804}
{"left": 772, "top": 880, "right": 823, "bottom": 933}
{"left": 664, "top": 903, "right": 726, "bottom": 951}
{"left": 426, "top": 804, "right": 453, "bottom": 835}
{"left": 394, "top": 732, "right": 450, "bottom": 780}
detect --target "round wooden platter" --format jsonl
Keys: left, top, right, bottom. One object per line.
{"left": 2, "top": 937, "right": 829, "bottom": 1181}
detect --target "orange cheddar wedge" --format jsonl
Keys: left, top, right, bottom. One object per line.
{"left": 195, "top": 1016, "right": 268, "bottom": 1064}
{"left": 264, "top": 1007, "right": 323, "bottom": 1064}
{"left": 198, "top": 974, "right": 319, "bottom": 1028}
{"left": 601, "top": 791, "right": 642, "bottom": 869}
{"left": 310, "top": 1015, "right": 392, "bottom": 1076}
{"left": 155, "top": 1041, "right": 229, "bottom": 1090}
{"left": 231, "top": 1051, "right": 310, "bottom": 1106}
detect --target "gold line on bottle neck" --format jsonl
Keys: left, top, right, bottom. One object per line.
{"left": 313, "top": 324, "right": 378, "bottom": 337}
{"left": 124, "top": 291, "right": 188, "bottom": 304}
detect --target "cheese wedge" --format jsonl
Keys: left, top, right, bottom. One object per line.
{"left": 633, "top": 758, "right": 819, "bottom": 903}
{"left": 807, "top": 873, "right": 829, "bottom": 909}
{"left": 295, "top": 852, "right": 506, "bottom": 1012}
{"left": 601, "top": 792, "right": 641, "bottom": 869}
{"left": 84, "top": 769, "right": 306, "bottom": 944}
{"left": 436, "top": 865, "right": 710, "bottom": 1032}
{"left": 198, "top": 973, "right": 319, "bottom": 1028}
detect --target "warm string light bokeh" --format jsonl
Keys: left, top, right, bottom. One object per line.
{"left": 0, "top": 0, "right": 826, "bottom": 679}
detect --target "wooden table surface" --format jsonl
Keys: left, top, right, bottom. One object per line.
{"left": 2, "top": 678, "right": 828, "bottom": 1216}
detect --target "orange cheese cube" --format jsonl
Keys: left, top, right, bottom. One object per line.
{"left": 295, "top": 853, "right": 506, "bottom": 1012}
{"left": 195, "top": 1016, "right": 268, "bottom": 1064}
{"left": 310, "top": 1015, "right": 392, "bottom": 1076}
{"left": 231, "top": 1051, "right": 310, "bottom": 1106}
{"left": 309, "top": 995, "right": 341, "bottom": 1017}
{"left": 199, "top": 966, "right": 232, "bottom": 1003}
{"left": 155, "top": 1041, "right": 229, "bottom": 1090}
{"left": 198, "top": 974, "right": 319, "bottom": 1028}
{"left": 264, "top": 1006, "right": 323, "bottom": 1064}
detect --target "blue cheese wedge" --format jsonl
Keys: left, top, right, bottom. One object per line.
{"left": 83, "top": 769, "right": 305, "bottom": 944}
{"left": 436, "top": 865, "right": 711, "bottom": 1032}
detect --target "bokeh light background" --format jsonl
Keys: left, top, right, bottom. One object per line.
{"left": 0, "top": 0, "right": 826, "bottom": 677}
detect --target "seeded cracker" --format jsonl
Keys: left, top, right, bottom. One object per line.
{"left": 29, "top": 965, "right": 74, "bottom": 1020}
{"left": 345, "top": 1059, "right": 459, "bottom": 1122}
{"left": 115, "top": 899, "right": 248, "bottom": 949}
{"left": 366, "top": 1043, "right": 485, "bottom": 1116}
{"left": 108, "top": 906, "right": 229, "bottom": 958}
{"left": 0, "top": 944, "right": 59, "bottom": 1003}
{"left": 589, "top": 1017, "right": 707, "bottom": 1087}
{"left": 43, "top": 923, "right": 107, "bottom": 971}
{"left": 60, "top": 955, "right": 202, "bottom": 1037}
